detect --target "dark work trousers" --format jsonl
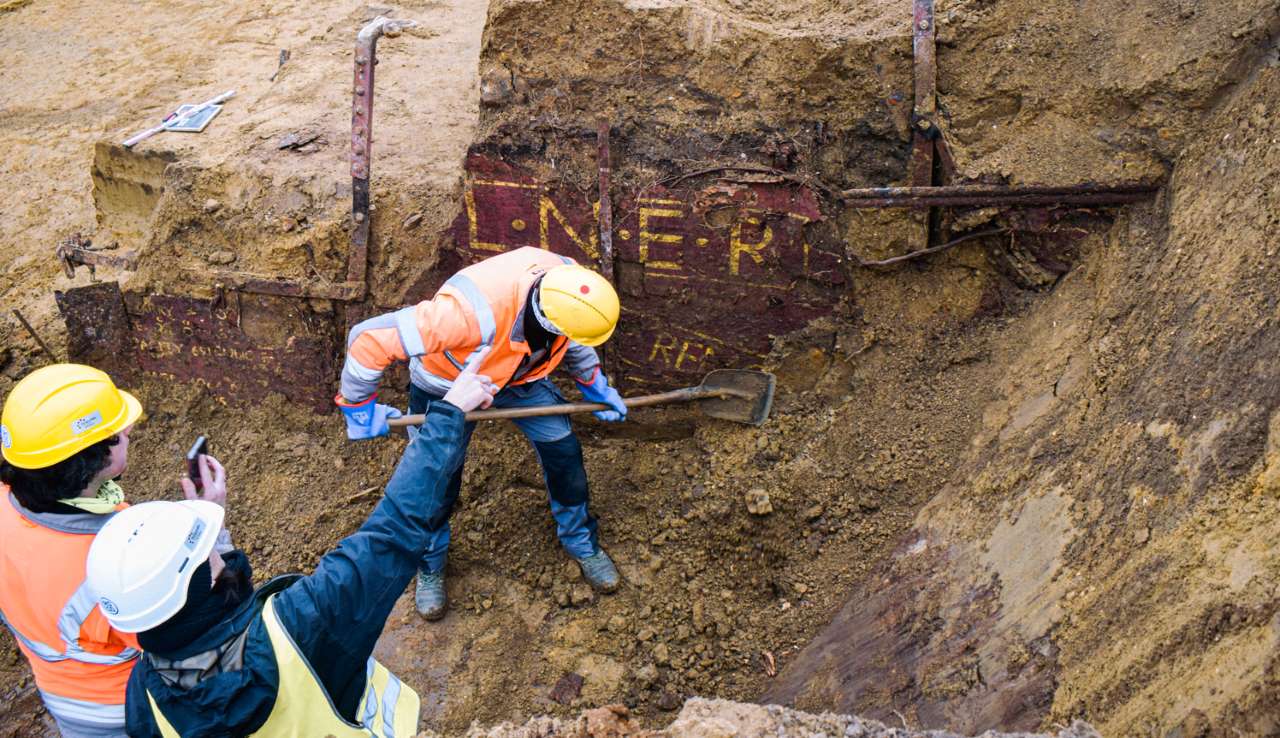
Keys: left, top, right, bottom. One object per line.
{"left": 409, "top": 378, "right": 599, "bottom": 574}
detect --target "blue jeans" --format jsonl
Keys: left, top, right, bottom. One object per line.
{"left": 409, "top": 378, "right": 599, "bottom": 573}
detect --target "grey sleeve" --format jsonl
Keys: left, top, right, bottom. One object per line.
{"left": 562, "top": 341, "right": 602, "bottom": 382}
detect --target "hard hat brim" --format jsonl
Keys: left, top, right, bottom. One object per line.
{"left": 118, "top": 389, "right": 144, "bottom": 431}
{"left": 567, "top": 322, "right": 616, "bottom": 347}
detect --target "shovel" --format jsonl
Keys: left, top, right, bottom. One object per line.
{"left": 387, "top": 369, "right": 776, "bottom": 428}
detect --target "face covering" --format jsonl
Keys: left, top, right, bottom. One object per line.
{"left": 137, "top": 550, "right": 255, "bottom": 655}
{"left": 58, "top": 479, "right": 125, "bottom": 515}
{"left": 530, "top": 283, "right": 564, "bottom": 336}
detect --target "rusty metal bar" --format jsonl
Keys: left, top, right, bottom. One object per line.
{"left": 596, "top": 119, "right": 617, "bottom": 378}
{"left": 841, "top": 181, "right": 1161, "bottom": 208}
{"left": 843, "top": 191, "right": 1156, "bottom": 209}
{"left": 842, "top": 182, "right": 1161, "bottom": 199}
{"left": 348, "top": 16, "right": 416, "bottom": 295}
{"left": 183, "top": 269, "right": 366, "bottom": 300}
{"left": 12, "top": 309, "right": 58, "bottom": 362}
{"left": 596, "top": 119, "right": 615, "bottom": 284}
{"left": 909, "top": 0, "right": 937, "bottom": 187}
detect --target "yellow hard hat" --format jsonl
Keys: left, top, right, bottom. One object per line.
{"left": 1, "top": 364, "right": 143, "bottom": 470}
{"left": 538, "top": 265, "right": 620, "bottom": 347}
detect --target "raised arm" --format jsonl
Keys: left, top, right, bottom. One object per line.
{"left": 339, "top": 293, "right": 476, "bottom": 402}
{"left": 274, "top": 350, "right": 497, "bottom": 716}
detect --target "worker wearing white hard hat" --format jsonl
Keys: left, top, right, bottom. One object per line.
{"left": 85, "top": 353, "right": 494, "bottom": 736}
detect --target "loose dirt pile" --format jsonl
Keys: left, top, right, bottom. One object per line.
{"left": 2, "top": 0, "right": 1279, "bottom": 736}
{"left": 445, "top": 698, "right": 1100, "bottom": 738}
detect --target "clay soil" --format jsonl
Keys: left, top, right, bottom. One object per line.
{"left": 3, "top": 0, "right": 1280, "bottom": 737}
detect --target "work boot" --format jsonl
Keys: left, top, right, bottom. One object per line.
{"left": 415, "top": 570, "right": 447, "bottom": 621}
{"left": 577, "top": 548, "right": 620, "bottom": 593}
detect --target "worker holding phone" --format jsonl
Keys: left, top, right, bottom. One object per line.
{"left": 84, "top": 350, "right": 492, "bottom": 736}
{"left": 0, "top": 364, "right": 225, "bottom": 737}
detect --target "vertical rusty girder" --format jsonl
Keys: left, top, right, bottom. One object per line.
{"left": 909, "top": 0, "right": 937, "bottom": 187}
{"left": 906, "top": 0, "right": 938, "bottom": 251}
{"left": 596, "top": 119, "right": 618, "bottom": 377}
{"left": 596, "top": 119, "right": 615, "bottom": 284}
{"left": 349, "top": 16, "right": 416, "bottom": 290}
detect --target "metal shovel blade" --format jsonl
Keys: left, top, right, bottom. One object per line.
{"left": 697, "top": 369, "right": 776, "bottom": 426}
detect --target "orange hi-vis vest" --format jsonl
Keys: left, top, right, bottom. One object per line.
{"left": 0, "top": 490, "right": 138, "bottom": 731}
{"left": 345, "top": 247, "right": 575, "bottom": 397}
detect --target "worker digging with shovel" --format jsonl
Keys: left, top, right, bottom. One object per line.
{"left": 336, "top": 246, "right": 627, "bottom": 620}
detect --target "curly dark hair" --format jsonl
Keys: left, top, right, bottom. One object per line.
{"left": 0, "top": 435, "right": 120, "bottom": 513}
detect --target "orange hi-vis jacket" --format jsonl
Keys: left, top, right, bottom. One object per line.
{"left": 341, "top": 247, "right": 601, "bottom": 401}
{"left": 0, "top": 490, "right": 138, "bottom": 732}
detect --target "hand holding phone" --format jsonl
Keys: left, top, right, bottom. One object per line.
{"left": 182, "top": 437, "right": 227, "bottom": 508}
{"left": 186, "top": 436, "right": 209, "bottom": 491}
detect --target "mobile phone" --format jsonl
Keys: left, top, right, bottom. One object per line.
{"left": 186, "top": 436, "right": 209, "bottom": 489}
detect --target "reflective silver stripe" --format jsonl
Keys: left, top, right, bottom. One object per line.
{"left": 445, "top": 274, "right": 497, "bottom": 345}
{"left": 0, "top": 587, "right": 135, "bottom": 667}
{"left": 344, "top": 354, "right": 383, "bottom": 383}
{"left": 361, "top": 659, "right": 379, "bottom": 729}
{"left": 59, "top": 583, "right": 137, "bottom": 666}
{"left": 442, "top": 351, "right": 465, "bottom": 371}
{"left": 408, "top": 358, "right": 455, "bottom": 395}
{"left": 39, "top": 690, "right": 125, "bottom": 728}
{"left": 394, "top": 307, "right": 427, "bottom": 357}
{"left": 381, "top": 672, "right": 403, "bottom": 738}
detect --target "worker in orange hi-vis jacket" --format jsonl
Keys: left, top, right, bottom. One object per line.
{"left": 335, "top": 247, "right": 627, "bottom": 620}
{"left": 0, "top": 364, "right": 163, "bottom": 736}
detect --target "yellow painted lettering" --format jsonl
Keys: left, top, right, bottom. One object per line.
{"left": 647, "top": 333, "right": 678, "bottom": 367}
{"left": 730, "top": 215, "right": 773, "bottom": 276}
{"left": 539, "top": 195, "right": 597, "bottom": 259}
{"left": 639, "top": 207, "right": 683, "bottom": 270}
{"left": 465, "top": 185, "right": 506, "bottom": 252}
{"left": 674, "top": 340, "right": 715, "bottom": 370}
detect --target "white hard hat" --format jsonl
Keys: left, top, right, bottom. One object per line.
{"left": 86, "top": 500, "right": 226, "bottom": 633}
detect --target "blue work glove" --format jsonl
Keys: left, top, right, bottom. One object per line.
{"left": 575, "top": 368, "right": 627, "bottom": 422}
{"left": 334, "top": 393, "right": 403, "bottom": 440}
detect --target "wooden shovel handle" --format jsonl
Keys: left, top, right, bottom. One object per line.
{"left": 387, "top": 386, "right": 733, "bottom": 426}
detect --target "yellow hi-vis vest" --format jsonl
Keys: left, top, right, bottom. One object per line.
{"left": 146, "top": 595, "right": 419, "bottom": 737}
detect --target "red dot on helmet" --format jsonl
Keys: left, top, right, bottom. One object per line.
{"left": 580, "top": 285, "right": 590, "bottom": 294}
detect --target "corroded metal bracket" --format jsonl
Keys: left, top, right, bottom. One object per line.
{"left": 56, "top": 235, "right": 138, "bottom": 281}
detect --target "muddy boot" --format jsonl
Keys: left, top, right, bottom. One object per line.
{"left": 415, "top": 570, "right": 447, "bottom": 621}
{"left": 577, "top": 548, "right": 620, "bottom": 593}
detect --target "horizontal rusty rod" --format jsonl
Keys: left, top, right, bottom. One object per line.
{"left": 184, "top": 269, "right": 365, "bottom": 300}
{"left": 840, "top": 182, "right": 1161, "bottom": 200}
{"left": 842, "top": 191, "right": 1157, "bottom": 209}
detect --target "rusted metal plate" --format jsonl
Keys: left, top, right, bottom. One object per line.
{"left": 56, "top": 282, "right": 131, "bottom": 366}
{"left": 122, "top": 293, "right": 337, "bottom": 411}
{"left": 58, "top": 285, "right": 338, "bottom": 411}
{"left": 409, "top": 154, "right": 847, "bottom": 390}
